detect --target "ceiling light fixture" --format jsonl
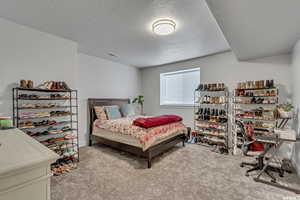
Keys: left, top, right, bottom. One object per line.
{"left": 152, "top": 19, "right": 176, "bottom": 36}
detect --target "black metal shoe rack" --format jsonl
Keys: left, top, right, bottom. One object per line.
{"left": 194, "top": 84, "right": 229, "bottom": 153}
{"left": 12, "top": 87, "right": 79, "bottom": 174}
{"left": 232, "top": 85, "right": 279, "bottom": 155}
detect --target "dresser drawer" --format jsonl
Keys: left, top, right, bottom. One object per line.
{"left": 0, "top": 129, "right": 58, "bottom": 200}
{"left": 0, "top": 173, "right": 51, "bottom": 200}
{"left": 0, "top": 165, "right": 51, "bottom": 200}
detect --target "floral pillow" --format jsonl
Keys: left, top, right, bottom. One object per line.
{"left": 94, "top": 106, "right": 108, "bottom": 121}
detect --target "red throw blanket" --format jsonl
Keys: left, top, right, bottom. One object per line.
{"left": 133, "top": 115, "right": 183, "bottom": 128}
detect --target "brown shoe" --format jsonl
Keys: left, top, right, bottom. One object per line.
{"left": 20, "top": 80, "right": 28, "bottom": 88}
{"left": 27, "top": 80, "right": 34, "bottom": 88}
{"left": 50, "top": 81, "right": 56, "bottom": 90}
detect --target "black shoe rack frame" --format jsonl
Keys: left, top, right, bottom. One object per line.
{"left": 193, "top": 85, "right": 230, "bottom": 153}
{"left": 12, "top": 87, "right": 79, "bottom": 172}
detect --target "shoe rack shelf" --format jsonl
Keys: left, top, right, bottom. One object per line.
{"left": 194, "top": 83, "right": 230, "bottom": 153}
{"left": 231, "top": 80, "right": 279, "bottom": 155}
{"left": 12, "top": 87, "right": 79, "bottom": 175}
{"left": 15, "top": 87, "right": 74, "bottom": 93}
{"left": 18, "top": 106, "right": 77, "bottom": 110}
{"left": 18, "top": 121, "right": 76, "bottom": 129}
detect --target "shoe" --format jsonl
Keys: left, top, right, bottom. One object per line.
{"left": 207, "top": 96, "right": 211, "bottom": 104}
{"left": 62, "top": 82, "right": 71, "bottom": 90}
{"left": 195, "top": 108, "right": 201, "bottom": 115}
{"left": 20, "top": 80, "right": 28, "bottom": 88}
{"left": 211, "top": 109, "right": 215, "bottom": 116}
{"left": 270, "top": 90, "right": 276, "bottom": 96}
{"left": 61, "top": 126, "right": 72, "bottom": 132}
{"left": 258, "top": 98, "right": 264, "bottom": 104}
{"left": 261, "top": 80, "right": 265, "bottom": 89}
{"left": 50, "top": 82, "right": 56, "bottom": 90}
{"left": 266, "top": 80, "right": 270, "bottom": 88}
{"left": 27, "top": 80, "right": 34, "bottom": 89}
{"left": 65, "top": 135, "right": 76, "bottom": 140}
{"left": 269, "top": 80, "right": 274, "bottom": 88}
{"left": 251, "top": 97, "right": 256, "bottom": 104}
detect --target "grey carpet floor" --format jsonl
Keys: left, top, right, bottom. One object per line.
{"left": 51, "top": 144, "right": 299, "bottom": 200}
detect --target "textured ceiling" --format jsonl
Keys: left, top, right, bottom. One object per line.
{"left": 0, "top": 0, "right": 230, "bottom": 67}
{"left": 206, "top": 0, "right": 300, "bottom": 60}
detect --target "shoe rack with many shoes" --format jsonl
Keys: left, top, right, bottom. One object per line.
{"left": 232, "top": 80, "right": 279, "bottom": 155}
{"left": 193, "top": 82, "right": 229, "bottom": 153}
{"left": 13, "top": 81, "right": 79, "bottom": 176}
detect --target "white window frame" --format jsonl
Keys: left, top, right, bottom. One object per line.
{"left": 160, "top": 68, "right": 200, "bottom": 107}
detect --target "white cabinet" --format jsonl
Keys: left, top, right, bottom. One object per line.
{"left": 0, "top": 129, "right": 59, "bottom": 200}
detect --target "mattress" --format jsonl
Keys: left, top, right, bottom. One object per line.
{"left": 92, "top": 127, "right": 142, "bottom": 148}
{"left": 92, "top": 116, "right": 187, "bottom": 151}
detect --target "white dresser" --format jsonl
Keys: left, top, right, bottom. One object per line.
{"left": 0, "top": 129, "right": 59, "bottom": 200}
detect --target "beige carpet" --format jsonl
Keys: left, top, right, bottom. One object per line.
{"left": 51, "top": 143, "right": 299, "bottom": 200}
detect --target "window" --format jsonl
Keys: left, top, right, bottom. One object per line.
{"left": 160, "top": 68, "right": 200, "bottom": 106}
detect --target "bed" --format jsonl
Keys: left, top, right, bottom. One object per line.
{"left": 88, "top": 98, "right": 187, "bottom": 168}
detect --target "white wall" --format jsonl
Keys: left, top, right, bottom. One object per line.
{"left": 0, "top": 17, "right": 78, "bottom": 117}
{"left": 141, "top": 51, "right": 292, "bottom": 128}
{"left": 78, "top": 53, "right": 141, "bottom": 146}
{"left": 292, "top": 40, "right": 300, "bottom": 175}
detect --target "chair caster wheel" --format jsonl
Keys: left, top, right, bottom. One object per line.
{"left": 240, "top": 164, "right": 244, "bottom": 168}
{"left": 279, "top": 174, "right": 284, "bottom": 178}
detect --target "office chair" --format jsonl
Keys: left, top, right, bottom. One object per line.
{"left": 236, "top": 120, "right": 263, "bottom": 176}
{"left": 236, "top": 120, "right": 256, "bottom": 156}
{"left": 236, "top": 120, "right": 284, "bottom": 179}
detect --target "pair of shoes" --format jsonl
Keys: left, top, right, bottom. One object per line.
{"left": 266, "top": 80, "right": 274, "bottom": 88}
{"left": 18, "top": 121, "right": 34, "bottom": 128}
{"left": 37, "top": 81, "right": 71, "bottom": 90}
{"left": 20, "top": 80, "right": 34, "bottom": 88}
{"left": 37, "top": 81, "right": 55, "bottom": 90}
{"left": 50, "top": 111, "right": 71, "bottom": 116}
{"left": 50, "top": 81, "right": 70, "bottom": 90}
{"left": 48, "top": 127, "right": 62, "bottom": 134}
{"left": 65, "top": 135, "right": 77, "bottom": 140}
{"left": 61, "top": 126, "right": 72, "bottom": 132}
{"left": 251, "top": 97, "right": 264, "bottom": 104}
{"left": 18, "top": 94, "right": 39, "bottom": 99}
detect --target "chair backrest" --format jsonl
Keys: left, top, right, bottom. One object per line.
{"left": 235, "top": 120, "right": 255, "bottom": 154}
{"left": 235, "top": 120, "right": 249, "bottom": 141}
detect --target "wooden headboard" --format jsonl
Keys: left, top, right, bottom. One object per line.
{"left": 88, "top": 98, "right": 130, "bottom": 136}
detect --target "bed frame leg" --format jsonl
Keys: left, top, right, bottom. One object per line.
{"left": 89, "top": 136, "right": 92, "bottom": 147}
{"left": 147, "top": 151, "right": 152, "bottom": 168}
